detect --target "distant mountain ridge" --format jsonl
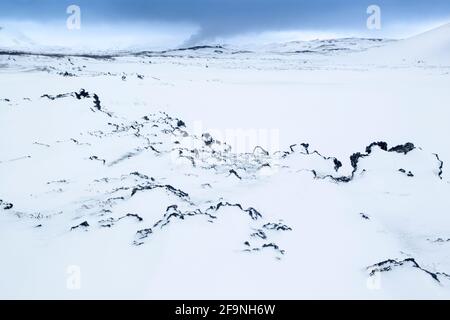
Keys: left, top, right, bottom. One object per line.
{"left": 1, "top": 23, "right": 449, "bottom": 65}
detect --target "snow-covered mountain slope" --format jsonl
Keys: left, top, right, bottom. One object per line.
{"left": 1, "top": 24, "right": 450, "bottom": 299}
{"left": 347, "top": 23, "right": 450, "bottom": 66}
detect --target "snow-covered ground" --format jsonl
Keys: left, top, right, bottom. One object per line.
{"left": 1, "top": 23, "right": 450, "bottom": 299}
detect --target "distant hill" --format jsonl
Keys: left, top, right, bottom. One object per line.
{"left": 351, "top": 23, "right": 450, "bottom": 65}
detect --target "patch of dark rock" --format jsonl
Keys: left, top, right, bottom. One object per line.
{"left": 74, "top": 89, "right": 90, "bottom": 99}
{"left": 0, "top": 199, "right": 13, "bottom": 210}
{"left": 259, "top": 163, "right": 271, "bottom": 170}
{"left": 428, "top": 238, "right": 450, "bottom": 243}
{"left": 333, "top": 158, "right": 343, "bottom": 171}
{"left": 350, "top": 152, "right": 367, "bottom": 173}
{"left": 360, "top": 213, "right": 370, "bottom": 220}
{"left": 33, "top": 142, "right": 50, "bottom": 147}
{"left": 253, "top": 146, "right": 269, "bottom": 156}
{"left": 433, "top": 153, "right": 444, "bottom": 179}
{"left": 286, "top": 144, "right": 298, "bottom": 155}
{"left": 58, "top": 71, "right": 76, "bottom": 77}
{"left": 131, "top": 183, "right": 190, "bottom": 200}
{"left": 250, "top": 229, "right": 267, "bottom": 240}
{"left": 285, "top": 143, "right": 343, "bottom": 173}
{"left": 228, "top": 169, "right": 242, "bottom": 180}
{"left": 5, "top": 155, "right": 31, "bottom": 163}
{"left": 41, "top": 93, "right": 72, "bottom": 100}
{"left": 263, "top": 222, "right": 292, "bottom": 231}
{"left": 367, "top": 258, "right": 449, "bottom": 283}
{"left": 388, "top": 142, "right": 415, "bottom": 154}
{"left": 92, "top": 94, "right": 101, "bottom": 111}
{"left": 136, "top": 201, "right": 264, "bottom": 246}
{"left": 243, "top": 248, "right": 261, "bottom": 253}
{"left": 365, "top": 141, "right": 388, "bottom": 153}
{"left": 309, "top": 141, "right": 421, "bottom": 183}
{"left": 99, "top": 213, "right": 143, "bottom": 227}
{"left": 202, "top": 133, "right": 214, "bottom": 146}
{"left": 47, "top": 179, "right": 68, "bottom": 185}
{"left": 125, "top": 213, "right": 143, "bottom": 222}
{"left": 134, "top": 228, "right": 153, "bottom": 244}
{"left": 130, "top": 171, "right": 154, "bottom": 181}
{"left": 262, "top": 243, "right": 285, "bottom": 255}
{"left": 108, "top": 149, "right": 144, "bottom": 166}
{"left": 70, "top": 138, "right": 90, "bottom": 146}
{"left": 70, "top": 221, "right": 89, "bottom": 231}
{"left": 89, "top": 156, "right": 106, "bottom": 165}
{"left": 300, "top": 143, "right": 310, "bottom": 153}
{"left": 209, "top": 202, "right": 262, "bottom": 220}
{"left": 398, "top": 169, "right": 414, "bottom": 177}
{"left": 311, "top": 170, "right": 352, "bottom": 183}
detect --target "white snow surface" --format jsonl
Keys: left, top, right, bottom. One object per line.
{"left": 1, "top": 24, "right": 450, "bottom": 299}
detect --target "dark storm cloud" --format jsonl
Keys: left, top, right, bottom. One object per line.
{"left": 1, "top": 0, "right": 450, "bottom": 41}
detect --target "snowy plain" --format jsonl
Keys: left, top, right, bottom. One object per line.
{"left": 0, "top": 23, "right": 450, "bottom": 299}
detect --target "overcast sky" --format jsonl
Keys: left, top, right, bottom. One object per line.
{"left": 1, "top": 0, "right": 449, "bottom": 48}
